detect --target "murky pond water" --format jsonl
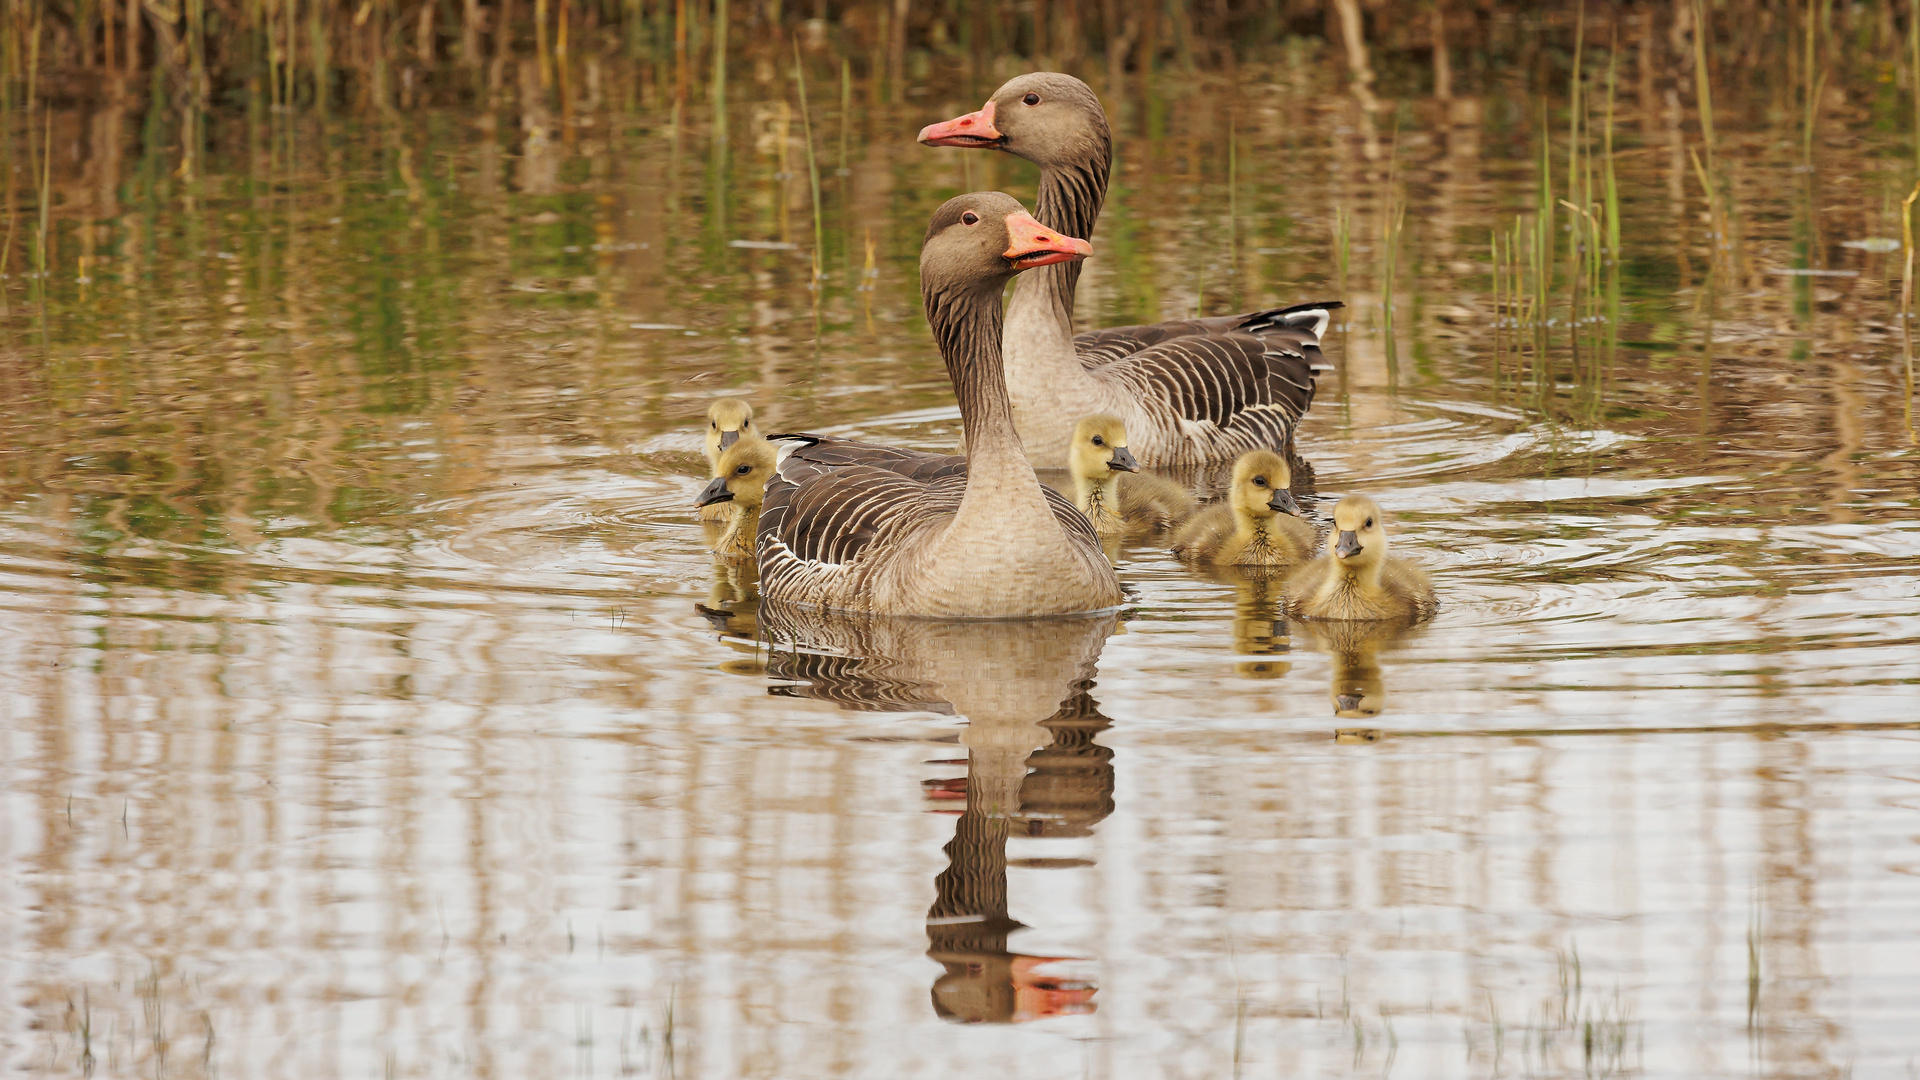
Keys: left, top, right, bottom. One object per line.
{"left": 5, "top": 34, "right": 1920, "bottom": 1080}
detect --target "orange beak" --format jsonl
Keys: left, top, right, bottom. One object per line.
{"left": 1002, "top": 211, "right": 1092, "bottom": 269}
{"left": 918, "top": 100, "right": 1004, "bottom": 148}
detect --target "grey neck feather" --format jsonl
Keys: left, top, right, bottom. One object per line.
{"left": 1023, "top": 142, "right": 1110, "bottom": 321}
{"left": 927, "top": 280, "right": 1023, "bottom": 462}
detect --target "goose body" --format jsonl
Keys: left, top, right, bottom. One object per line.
{"left": 1171, "top": 449, "right": 1316, "bottom": 567}
{"left": 921, "top": 73, "right": 1339, "bottom": 469}
{"left": 1068, "top": 415, "right": 1196, "bottom": 541}
{"left": 1285, "top": 495, "right": 1436, "bottom": 622}
{"left": 701, "top": 399, "right": 758, "bottom": 523}
{"left": 695, "top": 437, "right": 778, "bottom": 560}
{"left": 755, "top": 194, "right": 1123, "bottom": 618}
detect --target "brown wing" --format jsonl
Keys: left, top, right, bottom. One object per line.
{"left": 770, "top": 432, "right": 967, "bottom": 482}
{"left": 1074, "top": 302, "right": 1337, "bottom": 446}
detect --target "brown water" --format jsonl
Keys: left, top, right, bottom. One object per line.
{"left": 4, "top": 48, "right": 1920, "bottom": 1080}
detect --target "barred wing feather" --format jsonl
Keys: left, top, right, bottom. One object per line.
{"left": 1102, "top": 331, "right": 1315, "bottom": 440}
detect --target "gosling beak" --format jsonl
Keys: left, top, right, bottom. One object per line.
{"left": 1335, "top": 693, "right": 1364, "bottom": 714}
{"left": 917, "top": 100, "right": 1004, "bottom": 148}
{"left": 717, "top": 428, "right": 741, "bottom": 451}
{"left": 1334, "top": 530, "right": 1362, "bottom": 559}
{"left": 695, "top": 476, "right": 735, "bottom": 508}
{"left": 1268, "top": 488, "right": 1301, "bottom": 515}
{"left": 1003, "top": 211, "right": 1092, "bottom": 270}
{"left": 1108, "top": 445, "right": 1140, "bottom": 473}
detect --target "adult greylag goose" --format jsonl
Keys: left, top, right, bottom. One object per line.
{"left": 755, "top": 193, "right": 1122, "bottom": 618}
{"left": 694, "top": 436, "right": 778, "bottom": 560}
{"left": 1285, "top": 495, "right": 1436, "bottom": 622}
{"left": 919, "top": 72, "right": 1340, "bottom": 469}
{"left": 1067, "top": 414, "right": 1196, "bottom": 541}
{"left": 701, "top": 399, "right": 758, "bottom": 522}
{"left": 1170, "top": 449, "right": 1316, "bottom": 567}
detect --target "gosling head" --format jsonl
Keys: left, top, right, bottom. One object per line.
{"left": 705, "top": 399, "right": 756, "bottom": 468}
{"left": 1229, "top": 450, "right": 1300, "bottom": 519}
{"left": 1068, "top": 414, "right": 1140, "bottom": 484}
{"left": 695, "top": 438, "right": 777, "bottom": 512}
{"left": 1330, "top": 495, "right": 1388, "bottom": 568}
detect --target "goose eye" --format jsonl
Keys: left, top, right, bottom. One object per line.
{"left": 735, "top": 464, "right": 752, "bottom": 475}
{"left": 1022, "top": 92, "right": 1041, "bottom": 106}
{"left": 961, "top": 211, "right": 980, "bottom": 226}
{"left": 1252, "top": 476, "right": 1267, "bottom": 487}
{"left": 1091, "top": 435, "right": 1104, "bottom": 446}
{"left": 1364, "top": 517, "right": 1374, "bottom": 528}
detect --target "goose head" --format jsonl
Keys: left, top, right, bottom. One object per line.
{"left": 919, "top": 72, "right": 1110, "bottom": 172}
{"left": 921, "top": 192, "right": 1091, "bottom": 302}
{"left": 704, "top": 398, "right": 756, "bottom": 469}
{"left": 1329, "top": 495, "right": 1389, "bottom": 570}
{"left": 695, "top": 437, "right": 777, "bottom": 512}
{"left": 1067, "top": 414, "right": 1139, "bottom": 486}
{"left": 1229, "top": 450, "right": 1301, "bottom": 522}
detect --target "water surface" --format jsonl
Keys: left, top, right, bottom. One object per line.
{"left": 4, "top": 35, "right": 1920, "bottom": 1079}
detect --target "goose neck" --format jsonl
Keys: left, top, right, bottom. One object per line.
{"left": 1026, "top": 155, "right": 1109, "bottom": 318}
{"left": 929, "top": 283, "right": 1025, "bottom": 470}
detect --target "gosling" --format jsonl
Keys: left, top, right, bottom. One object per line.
{"left": 1069, "top": 415, "right": 1197, "bottom": 540}
{"left": 701, "top": 399, "right": 757, "bottom": 523}
{"left": 1284, "top": 495, "right": 1436, "bottom": 622}
{"left": 694, "top": 437, "right": 777, "bottom": 560}
{"left": 1170, "top": 449, "right": 1315, "bottom": 567}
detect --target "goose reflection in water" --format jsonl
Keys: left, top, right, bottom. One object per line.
{"left": 758, "top": 604, "right": 1118, "bottom": 1023}
{"left": 1293, "top": 618, "right": 1423, "bottom": 720}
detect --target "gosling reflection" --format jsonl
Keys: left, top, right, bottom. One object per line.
{"left": 695, "top": 561, "right": 763, "bottom": 674}
{"left": 1223, "top": 569, "right": 1293, "bottom": 679}
{"left": 1293, "top": 618, "right": 1420, "bottom": 720}
{"left": 757, "top": 604, "right": 1117, "bottom": 1024}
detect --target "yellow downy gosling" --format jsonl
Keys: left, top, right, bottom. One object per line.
{"left": 701, "top": 399, "right": 758, "bottom": 523}
{"left": 1284, "top": 495, "right": 1436, "bottom": 621}
{"left": 695, "top": 437, "right": 777, "bottom": 560}
{"left": 1068, "top": 415, "right": 1197, "bottom": 540}
{"left": 1169, "top": 449, "right": 1315, "bottom": 567}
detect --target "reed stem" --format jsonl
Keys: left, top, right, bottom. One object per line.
{"left": 793, "top": 36, "right": 825, "bottom": 345}
{"left": 1903, "top": 180, "right": 1920, "bottom": 436}
{"left": 1381, "top": 194, "right": 1404, "bottom": 390}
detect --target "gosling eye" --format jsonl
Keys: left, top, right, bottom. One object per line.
{"left": 1090, "top": 435, "right": 1104, "bottom": 446}
{"left": 1364, "top": 517, "right": 1374, "bottom": 528}
{"left": 1252, "top": 476, "right": 1268, "bottom": 487}
{"left": 734, "top": 464, "right": 752, "bottom": 475}
{"left": 961, "top": 211, "right": 980, "bottom": 226}
{"left": 711, "top": 421, "right": 718, "bottom": 429}
{"left": 1022, "top": 92, "right": 1041, "bottom": 106}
